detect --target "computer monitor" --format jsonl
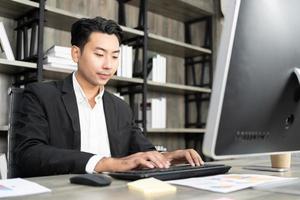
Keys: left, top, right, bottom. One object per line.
{"left": 203, "top": 0, "right": 300, "bottom": 159}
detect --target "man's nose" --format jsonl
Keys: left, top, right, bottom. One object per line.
{"left": 102, "top": 56, "right": 113, "bottom": 69}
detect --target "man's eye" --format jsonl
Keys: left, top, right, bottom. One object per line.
{"left": 113, "top": 56, "right": 119, "bottom": 59}
{"left": 95, "top": 53, "right": 103, "bottom": 57}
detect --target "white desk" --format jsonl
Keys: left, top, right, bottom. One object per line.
{"left": 7, "top": 156, "right": 300, "bottom": 200}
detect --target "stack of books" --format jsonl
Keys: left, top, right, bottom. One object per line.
{"left": 148, "top": 54, "right": 166, "bottom": 83}
{"left": 117, "top": 44, "right": 133, "bottom": 78}
{"left": 138, "top": 97, "right": 166, "bottom": 129}
{"left": 43, "top": 45, "right": 77, "bottom": 71}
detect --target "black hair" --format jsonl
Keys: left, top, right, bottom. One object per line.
{"left": 71, "top": 16, "right": 123, "bottom": 51}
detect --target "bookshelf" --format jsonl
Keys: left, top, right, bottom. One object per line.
{"left": 0, "top": 0, "right": 215, "bottom": 152}
{"left": 123, "top": 0, "right": 214, "bottom": 154}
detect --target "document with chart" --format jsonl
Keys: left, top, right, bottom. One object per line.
{"left": 168, "top": 174, "right": 297, "bottom": 193}
{"left": 0, "top": 178, "right": 51, "bottom": 198}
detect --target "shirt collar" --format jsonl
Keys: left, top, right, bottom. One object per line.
{"left": 72, "top": 72, "right": 104, "bottom": 104}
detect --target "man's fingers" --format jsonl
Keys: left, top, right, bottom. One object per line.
{"left": 134, "top": 158, "right": 155, "bottom": 169}
{"left": 142, "top": 151, "right": 170, "bottom": 168}
{"left": 185, "top": 151, "right": 195, "bottom": 166}
{"left": 189, "top": 150, "right": 204, "bottom": 166}
{"left": 118, "top": 157, "right": 154, "bottom": 171}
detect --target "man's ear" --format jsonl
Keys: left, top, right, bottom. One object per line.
{"left": 71, "top": 45, "right": 80, "bottom": 63}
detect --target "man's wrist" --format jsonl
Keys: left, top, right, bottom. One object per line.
{"left": 162, "top": 151, "right": 173, "bottom": 161}
{"left": 94, "top": 156, "right": 112, "bottom": 172}
{"left": 85, "top": 155, "right": 105, "bottom": 174}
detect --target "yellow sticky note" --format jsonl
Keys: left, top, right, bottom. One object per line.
{"left": 127, "top": 177, "right": 177, "bottom": 195}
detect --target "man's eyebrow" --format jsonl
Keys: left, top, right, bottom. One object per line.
{"left": 95, "top": 47, "right": 120, "bottom": 53}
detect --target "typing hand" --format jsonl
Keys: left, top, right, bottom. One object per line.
{"left": 94, "top": 151, "right": 170, "bottom": 172}
{"left": 163, "top": 149, "right": 204, "bottom": 166}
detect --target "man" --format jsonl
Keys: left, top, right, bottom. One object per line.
{"left": 14, "top": 17, "right": 203, "bottom": 177}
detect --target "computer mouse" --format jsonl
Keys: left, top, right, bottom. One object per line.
{"left": 70, "top": 174, "right": 112, "bottom": 186}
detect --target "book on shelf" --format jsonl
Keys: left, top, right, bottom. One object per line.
{"left": 0, "top": 153, "right": 7, "bottom": 179}
{"left": 0, "top": 22, "right": 15, "bottom": 60}
{"left": 29, "top": 24, "right": 38, "bottom": 58}
{"left": 44, "top": 45, "right": 76, "bottom": 71}
{"left": 25, "top": 24, "right": 38, "bottom": 59}
{"left": 43, "top": 63, "right": 77, "bottom": 71}
{"left": 138, "top": 97, "right": 166, "bottom": 129}
{"left": 46, "top": 45, "right": 72, "bottom": 59}
{"left": 15, "top": 23, "right": 38, "bottom": 60}
{"left": 117, "top": 44, "right": 133, "bottom": 78}
{"left": 44, "top": 56, "right": 76, "bottom": 67}
{"left": 148, "top": 54, "right": 166, "bottom": 83}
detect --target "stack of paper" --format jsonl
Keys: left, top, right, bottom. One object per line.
{"left": 44, "top": 45, "right": 77, "bottom": 71}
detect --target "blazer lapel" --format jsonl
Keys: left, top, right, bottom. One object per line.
{"left": 61, "top": 74, "right": 81, "bottom": 150}
{"left": 103, "top": 92, "right": 119, "bottom": 157}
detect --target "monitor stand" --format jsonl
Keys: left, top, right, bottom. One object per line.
{"left": 243, "top": 153, "right": 291, "bottom": 172}
{"left": 243, "top": 165, "right": 288, "bottom": 172}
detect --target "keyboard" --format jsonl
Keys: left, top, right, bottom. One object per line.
{"left": 109, "top": 163, "right": 231, "bottom": 181}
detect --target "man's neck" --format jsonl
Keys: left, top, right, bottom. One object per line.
{"left": 75, "top": 72, "right": 103, "bottom": 107}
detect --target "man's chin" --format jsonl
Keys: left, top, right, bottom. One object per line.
{"left": 96, "top": 79, "right": 109, "bottom": 86}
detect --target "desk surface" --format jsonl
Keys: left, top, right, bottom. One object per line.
{"left": 7, "top": 156, "right": 300, "bottom": 200}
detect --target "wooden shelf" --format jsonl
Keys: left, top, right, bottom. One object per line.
{"left": 127, "top": 0, "right": 213, "bottom": 22}
{"left": 0, "top": 0, "right": 143, "bottom": 40}
{"left": 45, "top": 5, "right": 211, "bottom": 57}
{"left": 43, "top": 66, "right": 210, "bottom": 94}
{"left": 148, "top": 33, "right": 211, "bottom": 57}
{"left": 0, "top": 58, "right": 36, "bottom": 74}
{"left": 147, "top": 80, "right": 211, "bottom": 94}
{"left": 42, "top": 66, "right": 144, "bottom": 87}
{"left": 148, "top": 128, "right": 206, "bottom": 133}
{"left": 0, "top": 0, "right": 39, "bottom": 19}
{"left": 0, "top": 60, "right": 210, "bottom": 94}
{"left": 44, "top": 5, "right": 144, "bottom": 40}
{"left": 0, "top": 125, "right": 8, "bottom": 131}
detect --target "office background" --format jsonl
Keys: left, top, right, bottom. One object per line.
{"left": 0, "top": 0, "right": 223, "bottom": 159}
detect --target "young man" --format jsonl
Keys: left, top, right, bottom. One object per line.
{"left": 14, "top": 17, "right": 203, "bottom": 177}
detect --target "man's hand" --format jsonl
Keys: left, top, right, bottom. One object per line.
{"left": 94, "top": 151, "right": 170, "bottom": 172}
{"left": 163, "top": 149, "right": 204, "bottom": 166}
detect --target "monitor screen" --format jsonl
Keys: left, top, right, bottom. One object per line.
{"left": 203, "top": 0, "right": 300, "bottom": 159}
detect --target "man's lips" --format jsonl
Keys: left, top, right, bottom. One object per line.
{"left": 97, "top": 73, "right": 111, "bottom": 79}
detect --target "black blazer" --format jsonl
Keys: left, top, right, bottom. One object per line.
{"left": 14, "top": 74, "right": 155, "bottom": 177}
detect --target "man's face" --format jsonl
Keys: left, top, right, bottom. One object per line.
{"left": 73, "top": 32, "right": 120, "bottom": 87}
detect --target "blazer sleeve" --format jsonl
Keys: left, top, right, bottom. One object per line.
{"left": 14, "top": 85, "right": 93, "bottom": 177}
{"left": 127, "top": 107, "right": 156, "bottom": 154}
{"left": 129, "top": 124, "right": 156, "bottom": 154}
{"left": 101, "top": 92, "right": 156, "bottom": 157}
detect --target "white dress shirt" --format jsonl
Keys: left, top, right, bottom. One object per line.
{"left": 72, "top": 72, "right": 111, "bottom": 173}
